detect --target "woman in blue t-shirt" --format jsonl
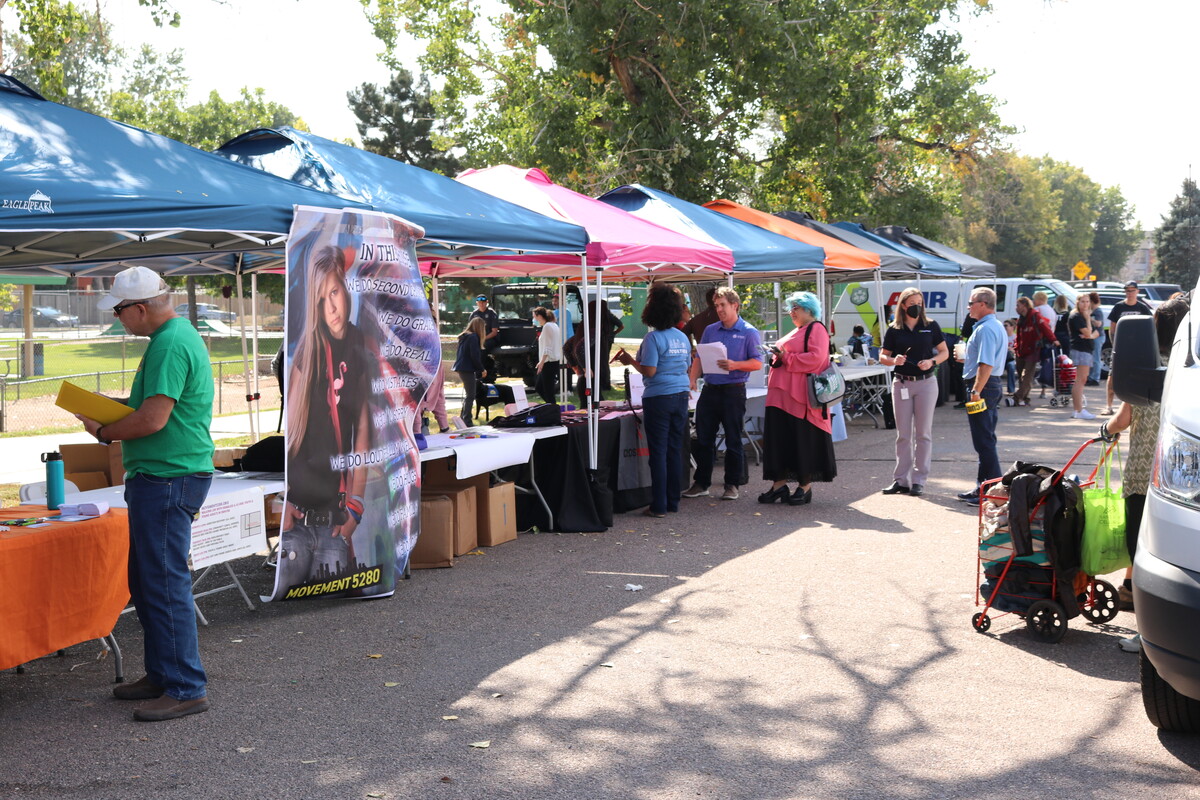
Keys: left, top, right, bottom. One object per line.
{"left": 614, "top": 284, "right": 692, "bottom": 518}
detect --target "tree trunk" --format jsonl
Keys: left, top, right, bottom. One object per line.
{"left": 186, "top": 276, "right": 199, "bottom": 328}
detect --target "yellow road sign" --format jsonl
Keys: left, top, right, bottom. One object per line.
{"left": 1072, "top": 261, "right": 1090, "bottom": 280}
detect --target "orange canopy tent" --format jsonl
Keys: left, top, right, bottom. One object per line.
{"left": 703, "top": 199, "right": 880, "bottom": 275}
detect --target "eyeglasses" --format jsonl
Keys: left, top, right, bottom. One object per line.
{"left": 112, "top": 301, "right": 143, "bottom": 317}
{"left": 968, "top": 299, "right": 985, "bottom": 306}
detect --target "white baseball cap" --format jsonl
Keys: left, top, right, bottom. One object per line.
{"left": 97, "top": 266, "right": 169, "bottom": 310}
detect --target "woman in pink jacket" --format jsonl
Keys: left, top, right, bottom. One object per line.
{"left": 758, "top": 291, "right": 838, "bottom": 506}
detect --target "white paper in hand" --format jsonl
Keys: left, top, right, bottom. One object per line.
{"left": 696, "top": 342, "right": 729, "bottom": 374}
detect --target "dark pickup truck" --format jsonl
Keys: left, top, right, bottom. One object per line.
{"left": 487, "top": 283, "right": 582, "bottom": 385}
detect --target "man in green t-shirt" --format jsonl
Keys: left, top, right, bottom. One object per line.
{"left": 77, "top": 267, "right": 214, "bottom": 722}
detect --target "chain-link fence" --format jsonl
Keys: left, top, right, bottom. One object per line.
{"left": 0, "top": 334, "right": 281, "bottom": 434}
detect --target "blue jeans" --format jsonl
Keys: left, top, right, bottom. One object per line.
{"left": 642, "top": 391, "right": 689, "bottom": 514}
{"left": 279, "top": 522, "right": 353, "bottom": 585}
{"left": 966, "top": 377, "right": 1003, "bottom": 487}
{"left": 125, "top": 472, "right": 212, "bottom": 701}
{"left": 692, "top": 382, "right": 748, "bottom": 487}
{"left": 1005, "top": 359, "right": 1016, "bottom": 394}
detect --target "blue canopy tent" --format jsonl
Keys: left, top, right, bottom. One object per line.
{"left": 214, "top": 127, "right": 589, "bottom": 265}
{"left": 0, "top": 76, "right": 375, "bottom": 278}
{"left": 0, "top": 74, "right": 383, "bottom": 438}
{"left": 775, "top": 211, "right": 923, "bottom": 278}
{"left": 830, "top": 223, "right": 959, "bottom": 276}
{"left": 595, "top": 184, "right": 826, "bottom": 280}
{"left": 872, "top": 225, "right": 995, "bottom": 279}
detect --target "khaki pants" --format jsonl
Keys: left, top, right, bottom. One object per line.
{"left": 892, "top": 375, "right": 939, "bottom": 487}
{"left": 1013, "top": 355, "right": 1040, "bottom": 404}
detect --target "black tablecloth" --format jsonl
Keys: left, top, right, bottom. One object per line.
{"left": 514, "top": 414, "right": 697, "bottom": 532}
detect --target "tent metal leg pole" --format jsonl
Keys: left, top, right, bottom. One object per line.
{"left": 251, "top": 272, "right": 261, "bottom": 431}
{"left": 235, "top": 271, "right": 257, "bottom": 442}
{"left": 874, "top": 269, "right": 885, "bottom": 340}
{"left": 557, "top": 281, "right": 567, "bottom": 407}
{"left": 579, "top": 256, "right": 596, "bottom": 471}
{"left": 592, "top": 266, "right": 604, "bottom": 470}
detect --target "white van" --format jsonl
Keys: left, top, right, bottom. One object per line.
{"left": 830, "top": 277, "right": 1079, "bottom": 342}
{"left": 1111, "top": 284, "right": 1200, "bottom": 733}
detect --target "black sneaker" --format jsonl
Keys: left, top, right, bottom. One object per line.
{"left": 881, "top": 481, "right": 909, "bottom": 495}
{"left": 957, "top": 490, "right": 980, "bottom": 504}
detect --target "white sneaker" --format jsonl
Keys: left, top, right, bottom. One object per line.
{"left": 1073, "top": 409, "right": 1097, "bottom": 420}
{"left": 1118, "top": 634, "right": 1142, "bottom": 653}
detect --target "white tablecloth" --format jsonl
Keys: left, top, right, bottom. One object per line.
{"left": 62, "top": 472, "right": 286, "bottom": 510}
{"left": 419, "top": 426, "right": 566, "bottom": 479}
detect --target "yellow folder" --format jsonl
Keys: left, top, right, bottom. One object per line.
{"left": 55, "top": 381, "right": 134, "bottom": 425}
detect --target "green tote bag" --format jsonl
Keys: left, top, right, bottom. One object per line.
{"left": 1080, "top": 441, "right": 1131, "bottom": 577}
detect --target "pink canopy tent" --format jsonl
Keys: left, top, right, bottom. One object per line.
{"left": 428, "top": 166, "right": 735, "bottom": 468}
{"left": 428, "top": 165, "right": 735, "bottom": 279}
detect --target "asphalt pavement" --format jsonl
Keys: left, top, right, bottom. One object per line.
{"left": 3, "top": 384, "right": 1199, "bottom": 799}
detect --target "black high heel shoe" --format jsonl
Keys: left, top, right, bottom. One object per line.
{"left": 788, "top": 486, "right": 812, "bottom": 506}
{"left": 757, "top": 484, "right": 790, "bottom": 504}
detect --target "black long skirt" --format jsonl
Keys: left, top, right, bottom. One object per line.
{"left": 762, "top": 406, "right": 838, "bottom": 484}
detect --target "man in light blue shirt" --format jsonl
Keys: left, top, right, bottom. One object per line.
{"left": 552, "top": 294, "right": 573, "bottom": 339}
{"left": 957, "top": 287, "right": 1009, "bottom": 503}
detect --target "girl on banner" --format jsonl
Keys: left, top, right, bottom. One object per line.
{"left": 280, "top": 245, "right": 371, "bottom": 587}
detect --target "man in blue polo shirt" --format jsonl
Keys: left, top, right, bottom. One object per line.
{"left": 956, "top": 287, "right": 1009, "bottom": 504}
{"left": 683, "top": 287, "right": 763, "bottom": 501}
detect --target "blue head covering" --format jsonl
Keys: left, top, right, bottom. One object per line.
{"left": 784, "top": 291, "right": 821, "bottom": 319}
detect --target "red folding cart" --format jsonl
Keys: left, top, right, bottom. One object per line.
{"left": 972, "top": 436, "right": 1120, "bottom": 642}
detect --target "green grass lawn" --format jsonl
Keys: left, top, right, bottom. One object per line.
{"left": 1, "top": 336, "right": 264, "bottom": 399}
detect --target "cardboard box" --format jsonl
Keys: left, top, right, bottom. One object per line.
{"left": 213, "top": 447, "right": 247, "bottom": 469}
{"left": 61, "top": 442, "right": 123, "bottom": 489}
{"left": 411, "top": 495, "right": 454, "bottom": 569}
{"left": 479, "top": 481, "right": 517, "bottom": 547}
{"left": 439, "top": 485, "right": 478, "bottom": 556}
{"left": 264, "top": 492, "right": 283, "bottom": 534}
{"left": 422, "top": 457, "right": 489, "bottom": 494}
{"left": 422, "top": 456, "right": 500, "bottom": 550}
{"left": 68, "top": 471, "right": 109, "bottom": 491}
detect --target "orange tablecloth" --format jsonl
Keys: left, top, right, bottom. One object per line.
{"left": 0, "top": 505, "right": 130, "bottom": 671}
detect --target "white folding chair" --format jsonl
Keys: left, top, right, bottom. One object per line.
{"left": 18, "top": 479, "right": 80, "bottom": 503}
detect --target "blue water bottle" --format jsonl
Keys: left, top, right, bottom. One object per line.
{"left": 42, "top": 451, "right": 65, "bottom": 510}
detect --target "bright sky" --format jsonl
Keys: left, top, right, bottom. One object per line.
{"left": 953, "top": 0, "right": 1200, "bottom": 231}
{"left": 25, "top": 0, "right": 1200, "bottom": 231}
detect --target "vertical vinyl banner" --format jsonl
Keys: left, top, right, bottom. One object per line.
{"left": 269, "top": 206, "right": 437, "bottom": 601}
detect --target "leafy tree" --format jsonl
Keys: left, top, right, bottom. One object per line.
{"left": 0, "top": 0, "right": 178, "bottom": 100}
{"left": 360, "top": 0, "right": 1009, "bottom": 230}
{"left": 1088, "top": 187, "right": 1141, "bottom": 280}
{"left": 1152, "top": 178, "right": 1200, "bottom": 288}
{"left": 348, "top": 69, "right": 461, "bottom": 175}
{"left": 947, "top": 151, "right": 1058, "bottom": 277}
{"left": 109, "top": 82, "right": 303, "bottom": 152}
{"left": 1037, "top": 157, "right": 1099, "bottom": 274}
{"left": 4, "top": 2, "right": 116, "bottom": 112}
{"left": 0, "top": 0, "right": 86, "bottom": 100}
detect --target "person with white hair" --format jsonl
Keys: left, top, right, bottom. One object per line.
{"left": 756, "top": 291, "right": 837, "bottom": 506}
{"left": 76, "top": 266, "right": 215, "bottom": 722}
{"left": 956, "top": 287, "right": 1008, "bottom": 504}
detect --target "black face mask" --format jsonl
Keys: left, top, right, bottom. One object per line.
{"left": 905, "top": 305, "right": 922, "bottom": 320}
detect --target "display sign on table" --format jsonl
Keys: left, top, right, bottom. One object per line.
{"left": 268, "top": 206, "right": 437, "bottom": 601}
{"left": 190, "top": 487, "right": 268, "bottom": 571}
